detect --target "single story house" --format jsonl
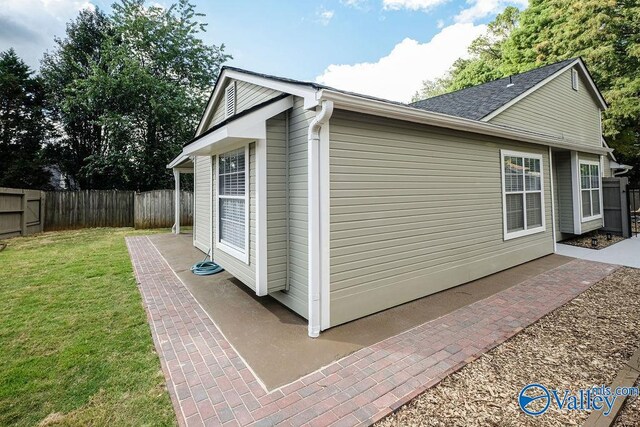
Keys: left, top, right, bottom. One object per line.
{"left": 168, "top": 57, "right": 628, "bottom": 337}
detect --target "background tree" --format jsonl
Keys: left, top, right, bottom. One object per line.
{"left": 41, "top": 8, "right": 113, "bottom": 190}
{"left": 0, "top": 49, "right": 51, "bottom": 189}
{"left": 42, "top": 0, "right": 230, "bottom": 190}
{"left": 414, "top": 1, "right": 639, "bottom": 182}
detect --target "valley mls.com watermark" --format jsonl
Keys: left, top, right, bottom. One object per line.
{"left": 518, "top": 383, "right": 640, "bottom": 417}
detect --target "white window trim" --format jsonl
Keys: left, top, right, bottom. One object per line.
{"left": 215, "top": 144, "right": 250, "bottom": 264}
{"left": 501, "top": 149, "right": 546, "bottom": 241}
{"left": 571, "top": 69, "right": 579, "bottom": 91}
{"left": 579, "top": 159, "right": 603, "bottom": 222}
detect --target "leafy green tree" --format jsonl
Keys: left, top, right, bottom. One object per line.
{"left": 42, "top": 0, "right": 230, "bottom": 190}
{"left": 0, "top": 49, "right": 51, "bottom": 189}
{"left": 411, "top": 76, "right": 450, "bottom": 102}
{"left": 41, "top": 8, "right": 113, "bottom": 190}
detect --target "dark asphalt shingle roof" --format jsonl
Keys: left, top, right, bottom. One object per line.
{"left": 409, "top": 58, "right": 578, "bottom": 120}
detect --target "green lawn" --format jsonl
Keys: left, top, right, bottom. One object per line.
{"left": 0, "top": 228, "right": 176, "bottom": 426}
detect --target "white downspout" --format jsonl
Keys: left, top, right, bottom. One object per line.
{"left": 307, "top": 100, "right": 334, "bottom": 338}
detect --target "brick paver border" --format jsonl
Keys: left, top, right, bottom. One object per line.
{"left": 127, "top": 236, "right": 619, "bottom": 426}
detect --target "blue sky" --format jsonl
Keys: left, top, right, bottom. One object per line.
{"left": 0, "top": 0, "right": 527, "bottom": 102}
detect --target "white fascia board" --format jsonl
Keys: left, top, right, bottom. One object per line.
{"left": 184, "top": 96, "right": 293, "bottom": 156}
{"left": 195, "top": 70, "right": 317, "bottom": 135}
{"left": 167, "top": 154, "right": 188, "bottom": 169}
{"left": 319, "top": 90, "right": 611, "bottom": 156}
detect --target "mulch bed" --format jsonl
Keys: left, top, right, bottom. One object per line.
{"left": 562, "top": 231, "right": 626, "bottom": 250}
{"left": 614, "top": 378, "right": 640, "bottom": 426}
{"left": 376, "top": 267, "right": 640, "bottom": 427}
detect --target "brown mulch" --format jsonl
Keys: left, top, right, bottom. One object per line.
{"left": 376, "top": 267, "right": 640, "bottom": 427}
{"left": 562, "top": 231, "right": 625, "bottom": 249}
{"left": 614, "top": 378, "right": 640, "bottom": 426}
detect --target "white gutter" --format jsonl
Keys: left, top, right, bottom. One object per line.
{"left": 318, "top": 89, "right": 611, "bottom": 156}
{"left": 307, "top": 100, "right": 334, "bottom": 338}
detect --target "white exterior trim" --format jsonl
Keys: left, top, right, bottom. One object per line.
{"left": 319, "top": 90, "right": 610, "bottom": 156}
{"left": 500, "top": 149, "right": 546, "bottom": 241}
{"left": 195, "top": 70, "right": 317, "bottom": 135}
{"left": 548, "top": 147, "right": 557, "bottom": 251}
{"left": 255, "top": 138, "right": 268, "bottom": 296}
{"left": 481, "top": 59, "right": 607, "bottom": 122}
{"left": 215, "top": 144, "right": 250, "bottom": 264}
{"left": 570, "top": 151, "right": 582, "bottom": 234}
{"left": 173, "top": 169, "right": 181, "bottom": 234}
{"left": 185, "top": 96, "right": 293, "bottom": 157}
{"left": 578, "top": 159, "right": 604, "bottom": 223}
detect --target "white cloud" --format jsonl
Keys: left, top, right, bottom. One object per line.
{"left": 341, "top": 0, "right": 367, "bottom": 7}
{"left": 0, "top": 0, "right": 95, "bottom": 69}
{"left": 436, "top": 19, "right": 445, "bottom": 28}
{"left": 382, "top": 0, "right": 449, "bottom": 11}
{"left": 316, "top": 22, "right": 486, "bottom": 102}
{"left": 316, "top": 8, "right": 335, "bottom": 26}
{"left": 455, "top": 0, "right": 527, "bottom": 23}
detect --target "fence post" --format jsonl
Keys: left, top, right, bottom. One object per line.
{"left": 20, "top": 192, "right": 27, "bottom": 236}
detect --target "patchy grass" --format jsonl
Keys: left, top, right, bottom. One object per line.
{"left": 0, "top": 228, "right": 176, "bottom": 426}
{"left": 377, "top": 267, "right": 640, "bottom": 426}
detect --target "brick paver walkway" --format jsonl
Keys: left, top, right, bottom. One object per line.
{"left": 127, "top": 236, "right": 619, "bottom": 426}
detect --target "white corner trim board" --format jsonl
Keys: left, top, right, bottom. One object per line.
{"left": 307, "top": 100, "right": 334, "bottom": 338}
{"left": 255, "top": 138, "right": 268, "bottom": 296}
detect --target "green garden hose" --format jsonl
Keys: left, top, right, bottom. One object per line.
{"left": 190, "top": 250, "right": 224, "bottom": 276}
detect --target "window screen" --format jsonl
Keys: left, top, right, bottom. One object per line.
{"left": 580, "top": 162, "right": 601, "bottom": 219}
{"left": 503, "top": 153, "right": 544, "bottom": 237}
{"left": 218, "top": 147, "right": 246, "bottom": 253}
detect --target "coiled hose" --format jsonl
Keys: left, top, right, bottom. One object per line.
{"left": 190, "top": 250, "right": 224, "bottom": 276}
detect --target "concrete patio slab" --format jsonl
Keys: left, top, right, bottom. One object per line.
{"left": 127, "top": 235, "right": 618, "bottom": 426}
{"left": 149, "top": 233, "right": 572, "bottom": 390}
{"left": 557, "top": 236, "right": 640, "bottom": 268}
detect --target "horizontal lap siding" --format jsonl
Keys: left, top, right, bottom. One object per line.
{"left": 490, "top": 68, "right": 602, "bottom": 149}
{"left": 266, "top": 114, "right": 287, "bottom": 292}
{"left": 194, "top": 156, "right": 211, "bottom": 253}
{"left": 212, "top": 144, "right": 257, "bottom": 290}
{"left": 270, "top": 97, "right": 313, "bottom": 319}
{"left": 554, "top": 151, "right": 574, "bottom": 235}
{"left": 329, "top": 110, "right": 554, "bottom": 327}
{"left": 208, "top": 80, "right": 282, "bottom": 129}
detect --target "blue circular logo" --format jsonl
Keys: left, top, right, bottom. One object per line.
{"left": 518, "top": 383, "right": 551, "bottom": 416}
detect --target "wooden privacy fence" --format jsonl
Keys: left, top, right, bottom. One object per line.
{"left": 134, "top": 190, "right": 193, "bottom": 229}
{"left": 42, "top": 189, "right": 193, "bottom": 232}
{"left": 0, "top": 187, "right": 45, "bottom": 239}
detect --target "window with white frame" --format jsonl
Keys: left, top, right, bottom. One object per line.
{"left": 571, "top": 69, "right": 579, "bottom": 91}
{"left": 501, "top": 151, "right": 545, "bottom": 239}
{"left": 217, "top": 146, "right": 248, "bottom": 261}
{"left": 580, "top": 161, "right": 601, "bottom": 220}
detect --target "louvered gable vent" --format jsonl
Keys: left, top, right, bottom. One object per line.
{"left": 224, "top": 82, "right": 236, "bottom": 119}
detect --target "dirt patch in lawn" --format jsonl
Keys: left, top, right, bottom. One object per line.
{"left": 562, "top": 230, "right": 626, "bottom": 249}
{"left": 377, "top": 267, "right": 640, "bottom": 426}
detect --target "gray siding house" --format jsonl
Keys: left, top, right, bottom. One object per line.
{"left": 168, "top": 58, "right": 622, "bottom": 337}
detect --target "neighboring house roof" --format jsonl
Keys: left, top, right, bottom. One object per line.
{"left": 410, "top": 58, "right": 586, "bottom": 120}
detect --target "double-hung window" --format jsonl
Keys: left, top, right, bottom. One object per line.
{"left": 501, "top": 150, "right": 545, "bottom": 240}
{"left": 579, "top": 161, "right": 602, "bottom": 220}
{"left": 216, "top": 146, "right": 249, "bottom": 262}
